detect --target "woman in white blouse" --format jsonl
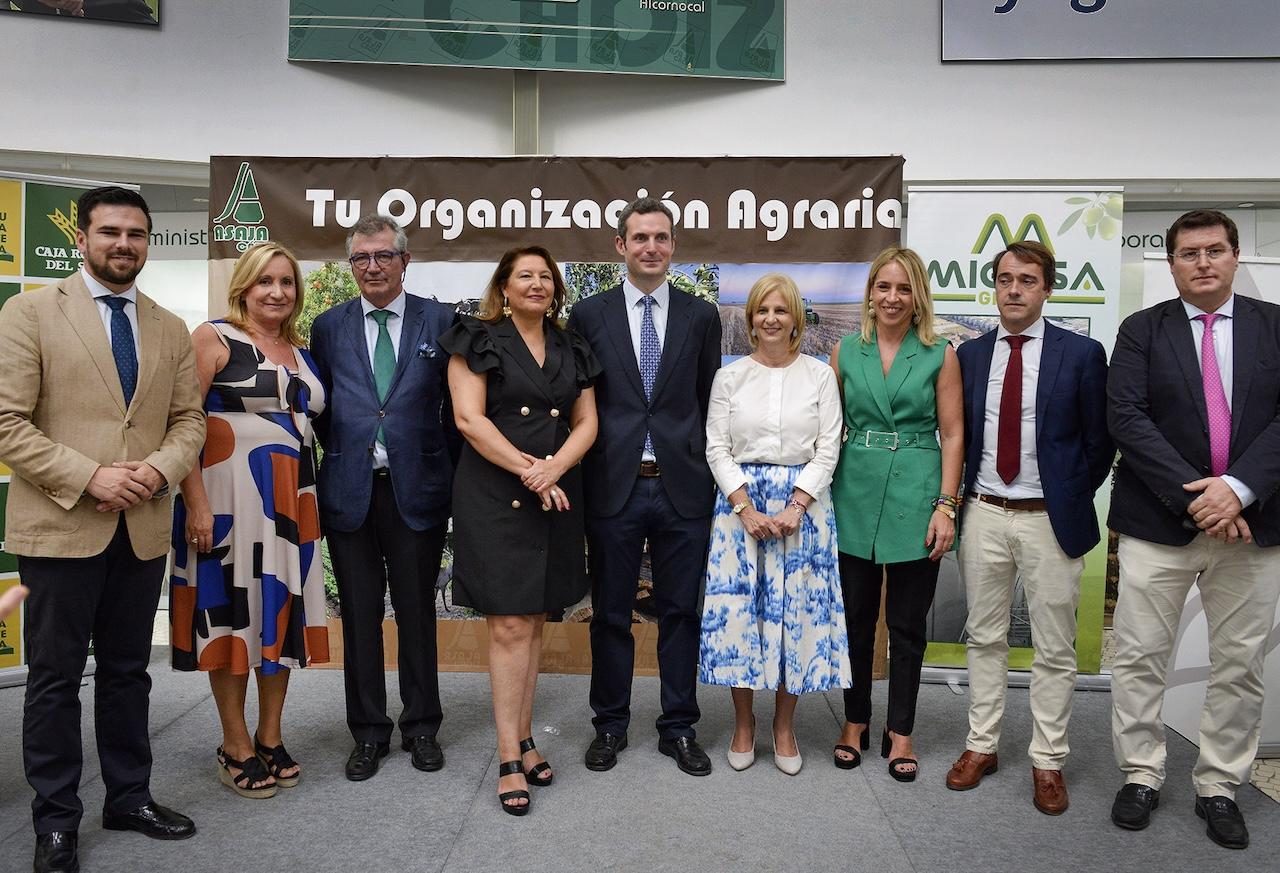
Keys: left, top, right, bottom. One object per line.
{"left": 699, "top": 273, "right": 850, "bottom": 775}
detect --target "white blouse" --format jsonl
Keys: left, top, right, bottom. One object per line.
{"left": 705, "top": 353, "right": 843, "bottom": 500}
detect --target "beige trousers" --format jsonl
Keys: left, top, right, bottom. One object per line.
{"left": 958, "top": 500, "right": 1084, "bottom": 769}
{"left": 1112, "top": 533, "right": 1280, "bottom": 798}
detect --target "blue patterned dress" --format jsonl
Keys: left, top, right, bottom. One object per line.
{"left": 699, "top": 354, "right": 851, "bottom": 692}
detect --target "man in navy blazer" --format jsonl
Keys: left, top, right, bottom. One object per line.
{"left": 309, "top": 214, "right": 458, "bottom": 781}
{"left": 1107, "top": 210, "right": 1280, "bottom": 849}
{"left": 946, "top": 241, "right": 1111, "bottom": 816}
{"left": 566, "top": 198, "right": 721, "bottom": 776}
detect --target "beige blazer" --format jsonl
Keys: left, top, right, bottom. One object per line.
{"left": 0, "top": 272, "right": 205, "bottom": 559}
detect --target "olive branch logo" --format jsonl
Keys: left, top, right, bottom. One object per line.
{"left": 1059, "top": 193, "right": 1123, "bottom": 240}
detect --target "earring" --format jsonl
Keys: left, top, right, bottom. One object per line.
{"left": 867, "top": 307, "right": 877, "bottom": 319}
{"left": 912, "top": 312, "right": 920, "bottom": 324}
{"left": 501, "top": 297, "right": 512, "bottom": 317}
{"left": 545, "top": 303, "right": 557, "bottom": 318}
{"left": 791, "top": 328, "right": 798, "bottom": 338}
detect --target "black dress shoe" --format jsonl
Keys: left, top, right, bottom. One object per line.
{"left": 346, "top": 741, "right": 390, "bottom": 781}
{"left": 102, "top": 802, "right": 196, "bottom": 840}
{"left": 402, "top": 735, "right": 445, "bottom": 772}
{"left": 1196, "top": 795, "right": 1249, "bottom": 849}
{"left": 659, "top": 736, "right": 712, "bottom": 777}
{"left": 1111, "top": 783, "right": 1160, "bottom": 830}
{"left": 33, "top": 831, "right": 78, "bottom": 873}
{"left": 584, "top": 732, "right": 628, "bottom": 771}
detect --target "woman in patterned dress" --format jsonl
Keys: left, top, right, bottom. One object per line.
{"left": 699, "top": 273, "right": 849, "bottom": 776}
{"left": 170, "top": 242, "right": 329, "bottom": 798}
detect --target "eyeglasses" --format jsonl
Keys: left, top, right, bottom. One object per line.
{"left": 348, "top": 250, "right": 402, "bottom": 270}
{"left": 1172, "top": 247, "right": 1235, "bottom": 264}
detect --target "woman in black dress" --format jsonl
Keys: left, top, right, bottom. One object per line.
{"left": 440, "top": 246, "right": 600, "bottom": 816}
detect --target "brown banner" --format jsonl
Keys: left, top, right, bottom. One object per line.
{"left": 209, "top": 156, "right": 904, "bottom": 263}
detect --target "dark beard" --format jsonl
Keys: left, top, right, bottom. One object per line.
{"left": 87, "top": 250, "right": 142, "bottom": 286}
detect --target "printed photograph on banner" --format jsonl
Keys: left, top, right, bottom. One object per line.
{"left": 1, "top": 1, "right": 158, "bottom": 25}
{"left": 718, "top": 262, "right": 869, "bottom": 359}
{"left": 0, "top": 576, "right": 22, "bottom": 669}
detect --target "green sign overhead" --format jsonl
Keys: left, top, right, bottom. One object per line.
{"left": 288, "top": 0, "right": 785, "bottom": 80}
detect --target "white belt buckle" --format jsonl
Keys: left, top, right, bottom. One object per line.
{"left": 865, "top": 430, "right": 899, "bottom": 451}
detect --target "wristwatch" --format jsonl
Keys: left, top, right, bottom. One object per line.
{"left": 933, "top": 502, "right": 956, "bottom": 520}
{"left": 732, "top": 500, "right": 750, "bottom": 515}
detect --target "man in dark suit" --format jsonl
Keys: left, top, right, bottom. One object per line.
{"left": 1107, "top": 210, "right": 1280, "bottom": 849}
{"left": 945, "top": 241, "right": 1112, "bottom": 816}
{"left": 0, "top": 187, "right": 205, "bottom": 873}
{"left": 566, "top": 198, "right": 721, "bottom": 776}
{"left": 310, "top": 214, "right": 458, "bottom": 781}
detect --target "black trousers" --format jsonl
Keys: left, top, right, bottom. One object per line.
{"left": 839, "top": 552, "right": 940, "bottom": 736}
{"left": 20, "top": 516, "right": 165, "bottom": 834}
{"left": 327, "top": 473, "right": 447, "bottom": 745}
{"left": 587, "top": 476, "right": 711, "bottom": 740}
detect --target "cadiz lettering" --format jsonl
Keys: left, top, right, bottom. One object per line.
{"left": 995, "top": 0, "right": 1107, "bottom": 13}
{"left": 305, "top": 186, "right": 903, "bottom": 243}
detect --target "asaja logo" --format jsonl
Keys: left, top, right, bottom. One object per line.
{"left": 928, "top": 192, "right": 1121, "bottom": 304}
{"left": 213, "top": 162, "right": 269, "bottom": 252}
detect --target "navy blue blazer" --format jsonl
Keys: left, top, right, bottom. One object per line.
{"left": 957, "top": 322, "right": 1113, "bottom": 559}
{"left": 566, "top": 283, "right": 721, "bottom": 519}
{"left": 309, "top": 293, "right": 459, "bottom": 533}
{"left": 1107, "top": 295, "right": 1280, "bottom": 547}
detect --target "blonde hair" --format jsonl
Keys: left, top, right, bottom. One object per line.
{"left": 860, "top": 246, "right": 937, "bottom": 346}
{"left": 745, "top": 272, "right": 805, "bottom": 353}
{"left": 224, "top": 242, "right": 306, "bottom": 347}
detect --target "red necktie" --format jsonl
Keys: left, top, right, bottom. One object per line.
{"left": 996, "top": 335, "right": 1032, "bottom": 485}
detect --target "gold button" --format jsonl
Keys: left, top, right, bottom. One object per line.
{"left": 511, "top": 499, "right": 521, "bottom": 509}
{"left": 520, "top": 406, "right": 530, "bottom": 416}
{"left": 550, "top": 408, "right": 560, "bottom": 417}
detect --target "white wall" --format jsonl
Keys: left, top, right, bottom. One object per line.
{"left": 2, "top": 2, "right": 1278, "bottom": 179}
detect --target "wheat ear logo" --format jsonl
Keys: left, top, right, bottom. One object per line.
{"left": 48, "top": 201, "right": 78, "bottom": 247}
{"left": 213, "top": 162, "right": 269, "bottom": 251}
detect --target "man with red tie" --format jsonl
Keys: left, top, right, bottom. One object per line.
{"left": 946, "top": 241, "right": 1112, "bottom": 815}
{"left": 1107, "top": 210, "right": 1280, "bottom": 850}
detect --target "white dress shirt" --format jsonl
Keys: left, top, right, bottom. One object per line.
{"left": 705, "top": 354, "right": 843, "bottom": 501}
{"left": 622, "top": 278, "right": 669, "bottom": 462}
{"left": 360, "top": 290, "right": 406, "bottom": 469}
{"left": 83, "top": 266, "right": 140, "bottom": 354}
{"left": 975, "top": 317, "right": 1045, "bottom": 498}
{"left": 1183, "top": 294, "right": 1255, "bottom": 507}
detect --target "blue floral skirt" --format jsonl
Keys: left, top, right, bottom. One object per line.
{"left": 699, "top": 462, "right": 851, "bottom": 693}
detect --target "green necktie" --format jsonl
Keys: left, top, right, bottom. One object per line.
{"left": 369, "top": 308, "right": 396, "bottom": 444}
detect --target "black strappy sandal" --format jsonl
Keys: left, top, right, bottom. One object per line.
{"left": 254, "top": 735, "right": 300, "bottom": 788}
{"left": 834, "top": 727, "right": 870, "bottom": 770}
{"left": 519, "top": 737, "right": 553, "bottom": 787}
{"left": 882, "top": 730, "right": 918, "bottom": 783}
{"left": 498, "top": 760, "right": 531, "bottom": 816}
{"left": 217, "top": 746, "right": 277, "bottom": 799}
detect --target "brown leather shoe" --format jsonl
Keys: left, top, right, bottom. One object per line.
{"left": 946, "top": 750, "right": 998, "bottom": 790}
{"left": 1032, "top": 767, "right": 1069, "bottom": 815}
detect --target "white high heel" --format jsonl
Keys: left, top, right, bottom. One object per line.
{"left": 773, "top": 733, "right": 802, "bottom": 776}
{"left": 727, "top": 716, "right": 756, "bottom": 771}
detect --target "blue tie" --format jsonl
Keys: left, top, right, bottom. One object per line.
{"left": 102, "top": 296, "right": 137, "bottom": 407}
{"left": 639, "top": 294, "right": 660, "bottom": 456}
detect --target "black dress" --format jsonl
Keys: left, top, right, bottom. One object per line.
{"left": 439, "top": 316, "right": 602, "bottom": 615}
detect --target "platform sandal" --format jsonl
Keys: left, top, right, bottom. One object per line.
{"left": 519, "top": 737, "right": 553, "bottom": 787}
{"left": 217, "top": 746, "right": 277, "bottom": 799}
{"left": 254, "top": 734, "right": 300, "bottom": 788}
{"left": 498, "top": 760, "right": 531, "bottom": 816}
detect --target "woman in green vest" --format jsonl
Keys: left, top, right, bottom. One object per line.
{"left": 828, "top": 246, "right": 963, "bottom": 782}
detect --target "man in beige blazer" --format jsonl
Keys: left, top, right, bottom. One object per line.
{"left": 0, "top": 187, "right": 204, "bottom": 873}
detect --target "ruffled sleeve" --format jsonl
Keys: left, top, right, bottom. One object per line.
{"left": 438, "top": 316, "right": 501, "bottom": 374}
{"left": 566, "top": 327, "right": 604, "bottom": 390}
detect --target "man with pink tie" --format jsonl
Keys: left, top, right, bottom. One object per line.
{"left": 1107, "top": 210, "right": 1280, "bottom": 850}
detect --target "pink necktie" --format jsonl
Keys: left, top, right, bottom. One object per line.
{"left": 1195, "top": 313, "right": 1230, "bottom": 476}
